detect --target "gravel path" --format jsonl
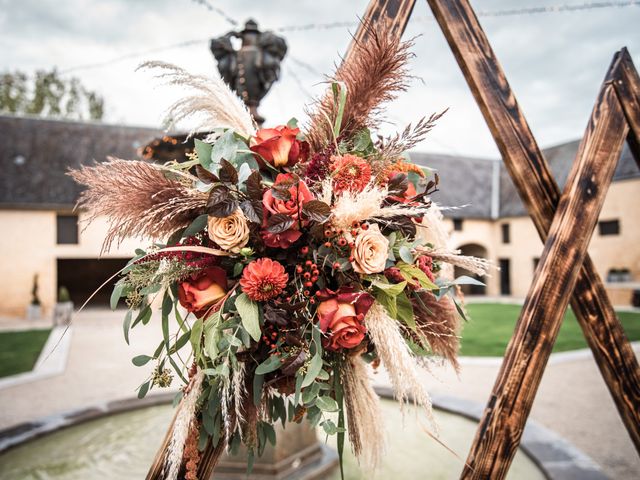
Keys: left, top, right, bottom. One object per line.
{"left": 0, "top": 310, "right": 638, "bottom": 479}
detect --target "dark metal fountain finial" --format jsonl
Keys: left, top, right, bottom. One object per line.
{"left": 210, "top": 19, "right": 288, "bottom": 125}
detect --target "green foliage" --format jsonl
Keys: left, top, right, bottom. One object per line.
{"left": 0, "top": 69, "right": 104, "bottom": 120}
{"left": 57, "top": 286, "right": 71, "bottom": 303}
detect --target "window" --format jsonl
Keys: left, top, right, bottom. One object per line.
{"left": 499, "top": 258, "right": 511, "bottom": 295}
{"left": 598, "top": 220, "right": 620, "bottom": 236}
{"left": 453, "top": 218, "right": 463, "bottom": 231}
{"left": 501, "top": 223, "right": 510, "bottom": 244}
{"left": 56, "top": 215, "right": 79, "bottom": 244}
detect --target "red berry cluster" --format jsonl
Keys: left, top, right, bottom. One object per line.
{"left": 295, "top": 252, "right": 320, "bottom": 299}
{"left": 261, "top": 323, "right": 296, "bottom": 360}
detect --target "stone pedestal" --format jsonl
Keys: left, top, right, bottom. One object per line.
{"left": 215, "top": 422, "right": 337, "bottom": 480}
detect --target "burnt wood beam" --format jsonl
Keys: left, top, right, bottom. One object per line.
{"left": 461, "top": 80, "right": 629, "bottom": 478}
{"left": 424, "top": 0, "right": 640, "bottom": 460}
{"left": 612, "top": 48, "right": 640, "bottom": 165}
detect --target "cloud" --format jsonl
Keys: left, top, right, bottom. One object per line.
{"left": 1, "top": 0, "right": 639, "bottom": 158}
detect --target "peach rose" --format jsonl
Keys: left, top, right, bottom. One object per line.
{"left": 207, "top": 209, "right": 250, "bottom": 253}
{"left": 178, "top": 267, "right": 227, "bottom": 318}
{"left": 351, "top": 224, "right": 389, "bottom": 274}
{"left": 316, "top": 287, "right": 373, "bottom": 351}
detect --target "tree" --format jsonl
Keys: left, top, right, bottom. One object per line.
{"left": 0, "top": 69, "right": 104, "bottom": 121}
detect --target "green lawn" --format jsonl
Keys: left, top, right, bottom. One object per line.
{"left": 0, "top": 329, "right": 51, "bottom": 378}
{"left": 460, "top": 303, "right": 640, "bottom": 357}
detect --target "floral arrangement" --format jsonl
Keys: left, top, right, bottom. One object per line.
{"left": 71, "top": 24, "right": 489, "bottom": 480}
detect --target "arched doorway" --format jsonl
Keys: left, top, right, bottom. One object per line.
{"left": 454, "top": 243, "right": 488, "bottom": 295}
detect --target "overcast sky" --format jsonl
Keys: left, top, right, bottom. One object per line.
{"left": 1, "top": 0, "right": 639, "bottom": 158}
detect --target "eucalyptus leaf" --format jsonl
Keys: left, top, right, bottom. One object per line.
{"left": 315, "top": 395, "right": 339, "bottom": 412}
{"left": 183, "top": 214, "right": 208, "bottom": 238}
{"left": 207, "top": 130, "right": 237, "bottom": 171}
{"left": 302, "top": 352, "right": 323, "bottom": 388}
{"left": 123, "top": 309, "right": 132, "bottom": 345}
{"left": 110, "top": 282, "right": 124, "bottom": 310}
{"left": 255, "top": 355, "right": 281, "bottom": 375}
{"left": 452, "top": 275, "right": 485, "bottom": 286}
{"left": 235, "top": 293, "right": 261, "bottom": 342}
{"left": 137, "top": 380, "right": 150, "bottom": 399}
{"left": 132, "top": 354, "right": 152, "bottom": 366}
{"left": 194, "top": 139, "right": 213, "bottom": 167}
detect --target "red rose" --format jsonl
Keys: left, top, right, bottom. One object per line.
{"left": 178, "top": 267, "right": 227, "bottom": 318}
{"left": 316, "top": 287, "right": 373, "bottom": 351}
{"left": 250, "top": 126, "right": 308, "bottom": 169}
{"left": 261, "top": 173, "right": 314, "bottom": 248}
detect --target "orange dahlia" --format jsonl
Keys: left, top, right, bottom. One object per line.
{"left": 240, "top": 258, "right": 289, "bottom": 302}
{"left": 330, "top": 154, "right": 372, "bottom": 194}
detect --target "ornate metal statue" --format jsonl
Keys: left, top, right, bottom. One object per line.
{"left": 211, "top": 19, "right": 287, "bottom": 125}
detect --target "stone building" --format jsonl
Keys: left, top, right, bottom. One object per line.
{"left": 411, "top": 142, "right": 640, "bottom": 304}
{"left": 0, "top": 114, "right": 638, "bottom": 318}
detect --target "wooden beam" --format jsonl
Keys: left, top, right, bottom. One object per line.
{"left": 463, "top": 83, "right": 629, "bottom": 478}
{"left": 425, "top": 0, "right": 640, "bottom": 456}
{"left": 345, "top": 0, "right": 416, "bottom": 62}
{"left": 613, "top": 48, "right": 640, "bottom": 166}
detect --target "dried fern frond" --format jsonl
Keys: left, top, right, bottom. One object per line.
{"left": 69, "top": 158, "right": 207, "bottom": 252}
{"left": 342, "top": 355, "right": 385, "bottom": 469}
{"left": 412, "top": 291, "right": 461, "bottom": 371}
{"left": 305, "top": 21, "right": 412, "bottom": 151}
{"left": 138, "top": 61, "right": 256, "bottom": 138}
{"left": 377, "top": 110, "right": 448, "bottom": 159}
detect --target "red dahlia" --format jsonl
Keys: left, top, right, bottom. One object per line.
{"left": 330, "top": 154, "right": 372, "bottom": 194}
{"left": 240, "top": 258, "right": 289, "bottom": 302}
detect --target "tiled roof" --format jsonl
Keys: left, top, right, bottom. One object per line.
{"left": 499, "top": 140, "right": 639, "bottom": 217}
{"left": 1, "top": 115, "right": 637, "bottom": 217}
{"left": 409, "top": 152, "right": 497, "bottom": 219}
{"left": 0, "top": 115, "right": 161, "bottom": 209}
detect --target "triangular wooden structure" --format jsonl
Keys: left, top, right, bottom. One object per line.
{"left": 148, "top": 1, "right": 640, "bottom": 478}
{"left": 349, "top": 1, "right": 640, "bottom": 478}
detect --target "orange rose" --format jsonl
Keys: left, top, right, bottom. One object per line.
{"left": 316, "top": 287, "right": 373, "bottom": 351}
{"left": 250, "top": 125, "right": 308, "bottom": 169}
{"left": 178, "top": 267, "right": 227, "bottom": 317}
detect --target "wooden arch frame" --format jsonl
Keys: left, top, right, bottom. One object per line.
{"left": 350, "top": 0, "right": 640, "bottom": 478}
{"left": 148, "top": 1, "right": 639, "bottom": 478}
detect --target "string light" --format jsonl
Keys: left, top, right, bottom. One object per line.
{"left": 58, "top": 1, "right": 640, "bottom": 75}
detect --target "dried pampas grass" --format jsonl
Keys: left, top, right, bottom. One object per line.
{"left": 164, "top": 368, "right": 205, "bottom": 480}
{"left": 328, "top": 181, "right": 431, "bottom": 231}
{"left": 69, "top": 158, "right": 207, "bottom": 252}
{"left": 417, "top": 246, "right": 493, "bottom": 278}
{"left": 138, "top": 61, "right": 256, "bottom": 138}
{"left": 412, "top": 292, "right": 461, "bottom": 371}
{"left": 342, "top": 355, "right": 385, "bottom": 469}
{"left": 305, "top": 21, "right": 412, "bottom": 151}
{"left": 365, "top": 302, "right": 436, "bottom": 429}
